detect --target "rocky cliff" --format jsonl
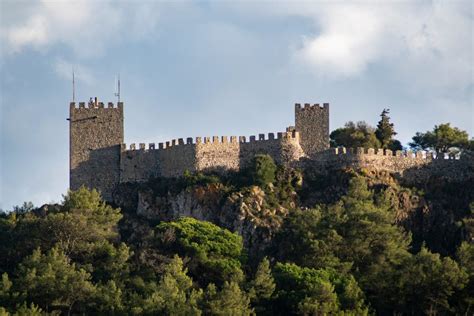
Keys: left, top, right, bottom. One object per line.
{"left": 114, "top": 155, "right": 474, "bottom": 258}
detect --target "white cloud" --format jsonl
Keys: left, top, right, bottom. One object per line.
{"left": 1, "top": 0, "right": 161, "bottom": 57}
{"left": 295, "top": 4, "right": 385, "bottom": 77}
{"left": 216, "top": 0, "right": 472, "bottom": 91}
{"left": 258, "top": 1, "right": 472, "bottom": 89}
{"left": 5, "top": 15, "right": 49, "bottom": 50}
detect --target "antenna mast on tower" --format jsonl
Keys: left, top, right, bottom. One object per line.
{"left": 72, "top": 69, "right": 75, "bottom": 102}
{"left": 114, "top": 74, "right": 121, "bottom": 102}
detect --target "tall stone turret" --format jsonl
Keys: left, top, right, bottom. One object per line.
{"left": 294, "top": 103, "right": 329, "bottom": 157}
{"left": 69, "top": 99, "right": 123, "bottom": 200}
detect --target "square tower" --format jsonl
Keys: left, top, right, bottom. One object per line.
{"left": 295, "top": 103, "right": 329, "bottom": 157}
{"left": 69, "top": 100, "right": 124, "bottom": 201}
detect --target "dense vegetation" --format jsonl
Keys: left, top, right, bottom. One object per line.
{"left": 330, "top": 109, "right": 403, "bottom": 151}
{"left": 409, "top": 123, "right": 473, "bottom": 153}
{"left": 330, "top": 110, "right": 473, "bottom": 153}
{"left": 1, "top": 123, "right": 473, "bottom": 315}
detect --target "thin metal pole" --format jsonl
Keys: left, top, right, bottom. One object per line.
{"left": 72, "top": 69, "right": 75, "bottom": 102}
{"left": 115, "top": 74, "right": 121, "bottom": 103}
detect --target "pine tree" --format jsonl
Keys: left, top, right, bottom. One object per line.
{"left": 375, "top": 109, "right": 397, "bottom": 149}
{"left": 141, "top": 255, "right": 203, "bottom": 315}
{"left": 248, "top": 258, "right": 275, "bottom": 301}
{"left": 250, "top": 154, "right": 277, "bottom": 187}
{"left": 204, "top": 281, "right": 253, "bottom": 315}
{"left": 248, "top": 258, "right": 275, "bottom": 313}
{"left": 15, "top": 247, "right": 96, "bottom": 314}
{"left": 409, "top": 123, "right": 470, "bottom": 153}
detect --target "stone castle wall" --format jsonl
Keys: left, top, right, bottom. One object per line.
{"left": 305, "top": 147, "right": 474, "bottom": 183}
{"left": 194, "top": 136, "right": 240, "bottom": 173}
{"left": 70, "top": 100, "right": 327, "bottom": 198}
{"left": 69, "top": 101, "right": 123, "bottom": 201}
{"left": 70, "top": 99, "right": 472, "bottom": 201}
{"left": 120, "top": 140, "right": 197, "bottom": 182}
{"left": 120, "top": 131, "right": 304, "bottom": 182}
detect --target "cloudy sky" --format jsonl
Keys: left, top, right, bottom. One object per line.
{"left": 0, "top": 0, "right": 472, "bottom": 210}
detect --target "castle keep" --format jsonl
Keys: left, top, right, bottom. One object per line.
{"left": 70, "top": 100, "right": 472, "bottom": 201}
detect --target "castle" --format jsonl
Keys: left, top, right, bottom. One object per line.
{"left": 70, "top": 99, "right": 472, "bottom": 201}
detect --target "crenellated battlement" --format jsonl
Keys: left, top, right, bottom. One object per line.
{"left": 70, "top": 101, "right": 123, "bottom": 110}
{"left": 118, "top": 129, "right": 305, "bottom": 182}
{"left": 301, "top": 146, "right": 473, "bottom": 184}
{"left": 121, "top": 131, "right": 300, "bottom": 152}
{"left": 295, "top": 102, "right": 329, "bottom": 112}
{"left": 325, "top": 147, "right": 462, "bottom": 160}
{"left": 71, "top": 99, "right": 470, "bottom": 202}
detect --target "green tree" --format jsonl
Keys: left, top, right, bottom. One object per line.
{"left": 271, "top": 207, "right": 344, "bottom": 271}
{"left": 156, "top": 217, "right": 244, "bottom": 286}
{"left": 0, "top": 187, "right": 127, "bottom": 284}
{"left": 272, "top": 177, "right": 413, "bottom": 312}
{"left": 336, "top": 177, "right": 411, "bottom": 273}
{"left": 61, "top": 186, "right": 123, "bottom": 244}
{"left": 12, "top": 202, "right": 34, "bottom": 214}
{"left": 248, "top": 257, "right": 275, "bottom": 313}
{"left": 93, "top": 280, "right": 124, "bottom": 314}
{"left": 409, "top": 123, "right": 470, "bottom": 152}
{"left": 388, "top": 139, "right": 403, "bottom": 151}
{"left": 80, "top": 241, "right": 131, "bottom": 283}
{"left": 375, "top": 108, "right": 399, "bottom": 150}
{"left": 273, "top": 177, "right": 411, "bottom": 274}
{"left": 273, "top": 263, "right": 367, "bottom": 315}
{"left": 330, "top": 121, "right": 381, "bottom": 149}
{"left": 250, "top": 154, "right": 277, "bottom": 187}
{"left": 203, "top": 281, "right": 253, "bottom": 316}
{"left": 455, "top": 242, "right": 474, "bottom": 314}
{"left": 0, "top": 303, "right": 43, "bottom": 316}
{"left": 140, "top": 255, "right": 203, "bottom": 315}
{"left": 0, "top": 274, "right": 12, "bottom": 309}
{"left": 15, "top": 247, "right": 95, "bottom": 314}
{"left": 0, "top": 211, "right": 44, "bottom": 274}
{"left": 396, "top": 247, "right": 468, "bottom": 314}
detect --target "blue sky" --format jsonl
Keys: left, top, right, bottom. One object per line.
{"left": 0, "top": 0, "right": 473, "bottom": 210}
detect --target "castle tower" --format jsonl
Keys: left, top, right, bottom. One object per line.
{"left": 294, "top": 103, "right": 329, "bottom": 157}
{"left": 69, "top": 99, "right": 124, "bottom": 201}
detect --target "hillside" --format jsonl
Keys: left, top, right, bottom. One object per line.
{"left": 2, "top": 154, "right": 471, "bottom": 315}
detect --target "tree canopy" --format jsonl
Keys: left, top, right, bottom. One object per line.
{"left": 156, "top": 217, "right": 244, "bottom": 286}
{"left": 330, "top": 121, "right": 381, "bottom": 149}
{"left": 249, "top": 154, "right": 277, "bottom": 187}
{"left": 409, "top": 123, "right": 470, "bottom": 152}
{"left": 330, "top": 109, "right": 403, "bottom": 151}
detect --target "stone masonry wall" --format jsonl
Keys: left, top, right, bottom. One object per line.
{"left": 120, "top": 139, "right": 197, "bottom": 182}
{"left": 239, "top": 132, "right": 305, "bottom": 167}
{"left": 71, "top": 99, "right": 472, "bottom": 201}
{"left": 70, "top": 101, "right": 123, "bottom": 201}
{"left": 304, "top": 147, "right": 474, "bottom": 183}
{"left": 70, "top": 100, "right": 324, "bottom": 199}
{"left": 119, "top": 131, "right": 305, "bottom": 182}
{"left": 295, "top": 103, "right": 330, "bottom": 157}
{"left": 195, "top": 136, "right": 240, "bottom": 173}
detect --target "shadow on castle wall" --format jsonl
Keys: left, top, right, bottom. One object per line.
{"left": 76, "top": 141, "right": 473, "bottom": 202}
{"left": 119, "top": 131, "right": 304, "bottom": 184}
{"left": 302, "top": 147, "right": 474, "bottom": 185}
{"left": 70, "top": 145, "right": 122, "bottom": 201}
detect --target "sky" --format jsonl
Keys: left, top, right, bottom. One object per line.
{"left": 0, "top": 0, "right": 473, "bottom": 210}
